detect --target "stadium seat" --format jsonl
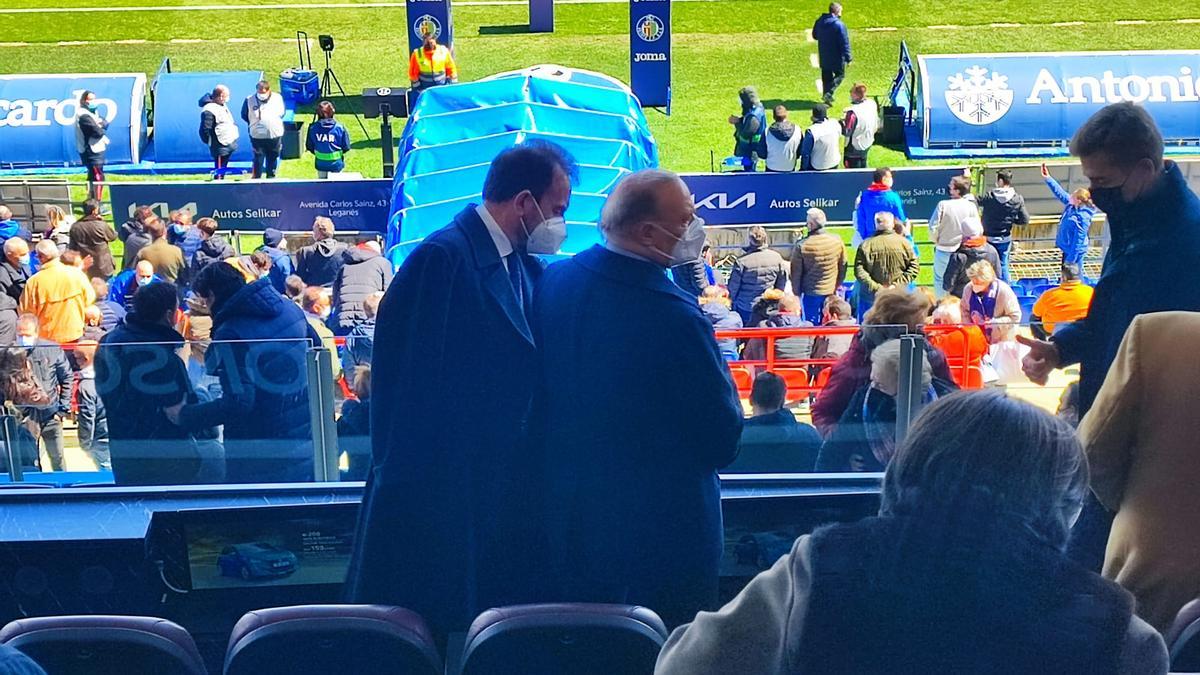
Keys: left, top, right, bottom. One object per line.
{"left": 460, "top": 603, "right": 668, "bottom": 675}
{"left": 729, "top": 366, "right": 754, "bottom": 395}
{"left": 0, "top": 615, "right": 206, "bottom": 675}
{"left": 1016, "top": 295, "right": 1037, "bottom": 322}
{"left": 1167, "top": 598, "right": 1200, "bottom": 672}
{"left": 773, "top": 367, "right": 812, "bottom": 398}
{"left": 812, "top": 366, "right": 832, "bottom": 390}
{"left": 223, "top": 604, "right": 441, "bottom": 675}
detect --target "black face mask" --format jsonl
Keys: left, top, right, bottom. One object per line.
{"left": 1089, "top": 185, "right": 1126, "bottom": 215}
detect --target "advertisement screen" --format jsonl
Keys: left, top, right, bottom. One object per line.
{"left": 186, "top": 514, "right": 355, "bottom": 590}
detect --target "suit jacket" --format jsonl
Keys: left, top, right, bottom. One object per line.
{"left": 345, "top": 206, "right": 543, "bottom": 642}
{"left": 531, "top": 244, "right": 742, "bottom": 628}
{"left": 1079, "top": 311, "right": 1200, "bottom": 633}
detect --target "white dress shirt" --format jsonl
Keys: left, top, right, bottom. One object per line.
{"left": 476, "top": 203, "right": 513, "bottom": 271}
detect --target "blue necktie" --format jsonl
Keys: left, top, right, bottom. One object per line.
{"left": 507, "top": 253, "right": 525, "bottom": 313}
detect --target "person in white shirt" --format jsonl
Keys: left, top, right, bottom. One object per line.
{"left": 799, "top": 104, "right": 842, "bottom": 171}
{"left": 765, "top": 106, "right": 801, "bottom": 172}
{"left": 240, "top": 80, "right": 287, "bottom": 179}
{"left": 842, "top": 82, "right": 879, "bottom": 168}
{"left": 928, "top": 174, "right": 981, "bottom": 298}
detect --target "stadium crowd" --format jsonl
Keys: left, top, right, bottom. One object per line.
{"left": 0, "top": 97, "right": 1198, "bottom": 673}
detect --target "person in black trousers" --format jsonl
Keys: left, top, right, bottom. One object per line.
{"left": 75, "top": 90, "right": 109, "bottom": 201}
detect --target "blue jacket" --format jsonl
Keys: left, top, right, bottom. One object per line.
{"left": 169, "top": 225, "right": 204, "bottom": 264}
{"left": 701, "top": 301, "right": 743, "bottom": 359}
{"left": 259, "top": 244, "right": 294, "bottom": 294}
{"left": 0, "top": 219, "right": 32, "bottom": 244}
{"left": 1047, "top": 176, "right": 1098, "bottom": 262}
{"left": 177, "top": 278, "right": 319, "bottom": 483}
{"left": 306, "top": 118, "right": 351, "bottom": 173}
{"left": 1053, "top": 161, "right": 1200, "bottom": 415}
{"left": 728, "top": 409, "right": 823, "bottom": 473}
{"left": 531, "top": 244, "right": 743, "bottom": 627}
{"left": 812, "top": 12, "right": 852, "bottom": 68}
{"left": 855, "top": 186, "right": 907, "bottom": 242}
{"left": 108, "top": 270, "right": 164, "bottom": 310}
{"left": 346, "top": 206, "right": 544, "bottom": 641}
{"left": 340, "top": 317, "right": 375, "bottom": 375}
{"left": 96, "top": 299, "right": 126, "bottom": 332}
{"left": 734, "top": 95, "right": 768, "bottom": 161}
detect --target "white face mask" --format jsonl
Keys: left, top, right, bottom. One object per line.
{"left": 652, "top": 216, "right": 707, "bottom": 266}
{"left": 257, "top": 92, "right": 270, "bottom": 102}
{"left": 520, "top": 193, "right": 568, "bottom": 255}
{"left": 17, "top": 335, "right": 36, "bottom": 347}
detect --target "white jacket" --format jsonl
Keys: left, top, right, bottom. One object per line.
{"left": 202, "top": 101, "right": 239, "bottom": 147}
{"left": 245, "top": 92, "right": 286, "bottom": 140}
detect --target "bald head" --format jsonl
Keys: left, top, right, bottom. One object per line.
{"left": 135, "top": 260, "right": 155, "bottom": 282}
{"left": 34, "top": 239, "right": 59, "bottom": 263}
{"left": 599, "top": 169, "right": 696, "bottom": 266}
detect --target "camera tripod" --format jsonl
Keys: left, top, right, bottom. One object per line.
{"left": 318, "top": 39, "right": 370, "bottom": 139}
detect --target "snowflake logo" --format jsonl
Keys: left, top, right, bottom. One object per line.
{"left": 943, "top": 65, "right": 1014, "bottom": 126}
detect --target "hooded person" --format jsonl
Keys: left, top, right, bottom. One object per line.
{"left": 294, "top": 216, "right": 348, "bottom": 288}
{"left": 765, "top": 106, "right": 801, "bottom": 172}
{"left": 729, "top": 86, "right": 767, "bottom": 172}
{"left": 978, "top": 169, "right": 1030, "bottom": 281}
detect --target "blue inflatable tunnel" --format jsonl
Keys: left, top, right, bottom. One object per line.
{"left": 150, "top": 70, "right": 262, "bottom": 165}
{"left": 387, "top": 65, "right": 659, "bottom": 264}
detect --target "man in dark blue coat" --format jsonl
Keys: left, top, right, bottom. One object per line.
{"left": 812, "top": 2, "right": 852, "bottom": 104}
{"left": 346, "top": 141, "right": 576, "bottom": 644}
{"left": 531, "top": 169, "right": 743, "bottom": 629}
{"left": 1019, "top": 102, "right": 1200, "bottom": 570}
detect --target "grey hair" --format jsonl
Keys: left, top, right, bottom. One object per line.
{"left": 213, "top": 84, "right": 229, "bottom": 97}
{"left": 313, "top": 216, "right": 335, "bottom": 239}
{"left": 34, "top": 239, "right": 59, "bottom": 261}
{"left": 3, "top": 237, "right": 27, "bottom": 256}
{"left": 874, "top": 211, "right": 895, "bottom": 232}
{"left": 806, "top": 208, "right": 827, "bottom": 230}
{"left": 966, "top": 260, "right": 995, "bottom": 282}
{"left": 599, "top": 169, "right": 685, "bottom": 237}
{"left": 870, "top": 338, "right": 931, "bottom": 395}
{"left": 0, "top": 205, "right": 10, "bottom": 221}
{"left": 881, "top": 389, "right": 1089, "bottom": 550}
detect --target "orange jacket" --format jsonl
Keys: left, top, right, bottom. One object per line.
{"left": 409, "top": 44, "right": 457, "bottom": 85}
{"left": 928, "top": 325, "right": 988, "bottom": 388}
{"left": 19, "top": 259, "right": 96, "bottom": 343}
{"left": 1032, "top": 280, "right": 1094, "bottom": 333}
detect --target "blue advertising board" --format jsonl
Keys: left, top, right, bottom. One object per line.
{"left": 109, "top": 180, "right": 393, "bottom": 233}
{"left": 530, "top": 0, "right": 553, "bottom": 32}
{"left": 630, "top": 0, "right": 671, "bottom": 108}
{"left": 680, "top": 166, "right": 965, "bottom": 225}
{"left": 0, "top": 74, "right": 145, "bottom": 168}
{"left": 919, "top": 51, "right": 1200, "bottom": 148}
{"left": 408, "top": 0, "right": 454, "bottom": 53}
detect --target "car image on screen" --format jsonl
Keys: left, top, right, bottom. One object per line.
{"left": 217, "top": 542, "right": 299, "bottom": 581}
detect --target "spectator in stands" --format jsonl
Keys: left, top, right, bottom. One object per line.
{"left": 729, "top": 87, "right": 766, "bottom": 172}
{"left": 943, "top": 217, "right": 1001, "bottom": 298}
{"left": 179, "top": 294, "right": 214, "bottom": 392}
{"left": 136, "top": 217, "right": 185, "bottom": 283}
{"left": 1042, "top": 162, "right": 1098, "bottom": 268}
{"left": 43, "top": 205, "right": 74, "bottom": 250}
{"left": 960, "top": 260, "right": 1020, "bottom": 344}
{"left": 744, "top": 294, "right": 814, "bottom": 362}
{"left": 812, "top": 289, "right": 954, "bottom": 436}
{"left": 812, "top": 2, "right": 851, "bottom": 105}
{"left": 60, "top": 249, "right": 86, "bottom": 272}
{"left": 810, "top": 296, "right": 856, "bottom": 361}
{"left": 82, "top": 305, "right": 106, "bottom": 342}
{"left": 727, "top": 372, "right": 822, "bottom": 473}
{"left": 14, "top": 314, "right": 71, "bottom": 472}
{"left": 790, "top": 208, "right": 846, "bottom": 324}
{"left": 330, "top": 241, "right": 393, "bottom": 335}
{"left": 746, "top": 288, "right": 785, "bottom": 333}
{"left": 198, "top": 84, "right": 239, "bottom": 180}
{"left": 929, "top": 174, "right": 980, "bottom": 298}
{"left": 1030, "top": 263, "right": 1093, "bottom": 340}
{"left": 347, "top": 141, "right": 575, "bottom": 642}
{"left": 227, "top": 250, "right": 270, "bottom": 283}
{"left": 171, "top": 262, "right": 317, "bottom": 483}
{"left": 764, "top": 106, "right": 800, "bottom": 172}
{"left": 532, "top": 168, "right": 741, "bottom": 629}
{"left": 926, "top": 298, "right": 988, "bottom": 389}
{"left": 307, "top": 100, "right": 351, "bottom": 179}
{"left": 241, "top": 80, "right": 285, "bottom": 180}
{"left": 190, "top": 217, "right": 235, "bottom": 279}
{"left": 257, "top": 228, "right": 293, "bottom": 294}
{"left": 853, "top": 212, "right": 919, "bottom": 320}
{"left": 852, "top": 167, "right": 907, "bottom": 246}
{"left": 118, "top": 205, "right": 155, "bottom": 271}
{"left": 68, "top": 199, "right": 116, "bottom": 280}
{"left": 1078, "top": 313, "right": 1200, "bottom": 633}
{"left": 841, "top": 82, "right": 878, "bottom": 168}
{"left": 816, "top": 338, "right": 937, "bottom": 473}
{"left": 300, "top": 286, "right": 341, "bottom": 383}
{"left": 978, "top": 169, "right": 1030, "bottom": 281}
{"left": 284, "top": 274, "right": 305, "bottom": 305}
{"left": 19, "top": 240, "right": 95, "bottom": 344}
{"left": 167, "top": 209, "right": 202, "bottom": 266}
{"left": 728, "top": 225, "right": 787, "bottom": 324}
{"left": 108, "top": 261, "right": 160, "bottom": 311}
{"left": 342, "top": 290, "right": 382, "bottom": 377}
{"left": 0, "top": 238, "right": 30, "bottom": 345}
{"left": 75, "top": 90, "right": 109, "bottom": 202}
{"left": 98, "top": 281, "right": 221, "bottom": 485}
{"left": 73, "top": 339, "right": 109, "bottom": 471}
{"left": 698, "top": 285, "right": 742, "bottom": 361}
{"left": 799, "top": 104, "right": 841, "bottom": 172}
{"left": 336, "top": 365, "right": 371, "bottom": 481}
{"left": 0, "top": 205, "right": 32, "bottom": 244}
{"left": 670, "top": 244, "right": 711, "bottom": 298}
{"left": 658, "top": 389, "right": 1168, "bottom": 674}
{"left": 294, "top": 216, "right": 347, "bottom": 288}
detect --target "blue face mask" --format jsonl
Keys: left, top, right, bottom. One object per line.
{"left": 17, "top": 335, "right": 36, "bottom": 347}
{"left": 137, "top": 276, "right": 152, "bottom": 287}
{"left": 17, "top": 254, "right": 30, "bottom": 267}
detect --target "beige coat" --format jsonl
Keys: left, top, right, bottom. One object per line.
{"left": 656, "top": 535, "right": 1167, "bottom": 674}
{"left": 1079, "top": 311, "right": 1200, "bottom": 633}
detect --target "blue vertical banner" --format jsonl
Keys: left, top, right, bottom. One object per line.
{"left": 630, "top": 0, "right": 671, "bottom": 109}
{"left": 407, "top": 0, "right": 454, "bottom": 53}
{"left": 530, "top": 0, "right": 553, "bottom": 32}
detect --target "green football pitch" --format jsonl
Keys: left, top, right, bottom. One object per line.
{"left": 3, "top": 0, "right": 1199, "bottom": 179}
